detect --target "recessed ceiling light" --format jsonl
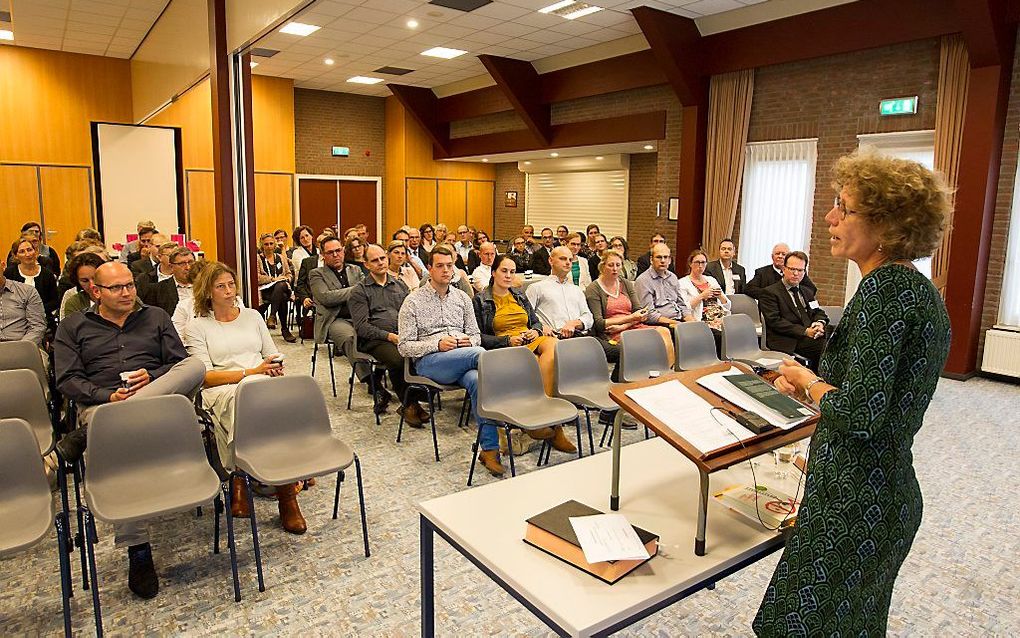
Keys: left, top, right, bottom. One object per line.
{"left": 324, "top": 58, "right": 334, "bottom": 65}
{"left": 550, "top": 152, "right": 559, "bottom": 158}
{"left": 0, "top": 30, "right": 13, "bottom": 41}
{"left": 279, "top": 21, "right": 320, "bottom": 36}
{"left": 538, "top": 1, "right": 603, "bottom": 19}
{"left": 539, "top": 0, "right": 574, "bottom": 12}
{"left": 421, "top": 46, "right": 467, "bottom": 59}
{"left": 407, "top": 18, "right": 419, "bottom": 28}
{"left": 524, "top": 161, "right": 532, "bottom": 165}
{"left": 481, "top": 158, "right": 489, "bottom": 162}
{"left": 643, "top": 145, "right": 654, "bottom": 150}
{"left": 249, "top": 61, "right": 259, "bottom": 68}
{"left": 595, "top": 156, "right": 604, "bottom": 160}
{"left": 347, "top": 76, "right": 384, "bottom": 85}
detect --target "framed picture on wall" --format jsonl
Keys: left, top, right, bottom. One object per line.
{"left": 667, "top": 197, "right": 679, "bottom": 221}
{"left": 505, "top": 191, "right": 518, "bottom": 208}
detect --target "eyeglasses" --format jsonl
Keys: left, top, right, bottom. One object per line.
{"left": 95, "top": 282, "right": 136, "bottom": 294}
{"left": 785, "top": 266, "right": 805, "bottom": 274}
{"left": 323, "top": 249, "right": 343, "bottom": 256}
{"left": 834, "top": 195, "right": 857, "bottom": 219}
{"left": 171, "top": 260, "right": 194, "bottom": 267}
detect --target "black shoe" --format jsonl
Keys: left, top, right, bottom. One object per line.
{"left": 127, "top": 543, "right": 159, "bottom": 599}
{"left": 56, "top": 429, "right": 87, "bottom": 463}
{"left": 373, "top": 387, "right": 392, "bottom": 415}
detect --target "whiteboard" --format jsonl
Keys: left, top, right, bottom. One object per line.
{"left": 94, "top": 123, "right": 181, "bottom": 248}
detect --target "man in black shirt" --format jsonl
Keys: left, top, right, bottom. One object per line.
{"left": 54, "top": 261, "right": 205, "bottom": 601}
{"left": 530, "top": 227, "right": 554, "bottom": 275}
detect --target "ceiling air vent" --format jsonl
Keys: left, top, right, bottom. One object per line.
{"left": 428, "top": 0, "right": 492, "bottom": 12}
{"left": 375, "top": 66, "right": 414, "bottom": 76}
{"left": 250, "top": 47, "right": 279, "bottom": 58}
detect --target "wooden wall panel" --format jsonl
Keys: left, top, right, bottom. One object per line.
{"left": 186, "top": 171, "right": 217, "bottom": 261}
{"left": 0, "top": 166, "right": 41, "bottom": 250}
{"left": 467, "top": 181, "right": 495, "bottom": 233}
{"left": 438, "top": 180, "right": 467, "bottom": 227}
{"left": 406, "top": 179, "right": 437, "bottom": 230}
{"left": 0, "top": 46, "right": 132, "bottom": 166}
{"left": 146, "top": 80, "right": 214, "bottom": 170}
{"left": 254, "top": 172, "right": 294, "bottom": 241}
{"left": 39, "top": 166, "right": 93, "bottom": 260}
{"left": 251, "top": 76, "right": 296, "bottom": 173}
{"left": 404, "top": 112, "right": 495, "bottom": 180}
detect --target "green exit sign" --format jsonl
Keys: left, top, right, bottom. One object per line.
{"left": 880, "top": 96, "right": 918, "bottom": 116}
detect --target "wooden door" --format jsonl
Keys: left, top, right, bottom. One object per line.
{"left": 254, "top": 173, "right": 293, "bottom": 240}
{"left": 438, "top": 180, "right": 466, "bottom": 228}
{"left": 0, "top": 165, "right": 41, "bottom": 252}
{"left": 467, "top": 181, "right": 494, "bottom": 234}
{"left": 187, "top": 170, "right": 217, "bottom": 260}
{"left": 406, "top": 178, "right": 437, "bottom": 230}
{"left": 339, "top": 180, "right": 377, "bottom": 243}
{"left": 39, "top": 166, "right": 92, "bottom": 261}
{"left": 298, "top": 179, "right": 339, "bottom": 236}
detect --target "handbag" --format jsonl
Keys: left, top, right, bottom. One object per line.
{"left": 300, "top": 312, "right": 314, "bottom": 340}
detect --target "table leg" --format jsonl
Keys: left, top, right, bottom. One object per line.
{"left": 695, "top": 470, "right": 709, "bottom": 556}
{"left": 421, "top": 514, "right": 434, "bottom": 638}
{"left": 610, "top": 409, "right": 623, "bottom": 511}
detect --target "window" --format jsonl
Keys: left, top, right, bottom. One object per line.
{"left": 998, "top": 147, "right": 1020, "bottom": 327}
{"left": 525, "top": 169, "right": 628, "bottom": 242}
{"left": 738, "top": 139, "right": 817, "bottom": 274}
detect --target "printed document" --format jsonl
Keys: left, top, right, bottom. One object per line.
{"left": 568, "top": 514, "right": 650, "bottom": 564}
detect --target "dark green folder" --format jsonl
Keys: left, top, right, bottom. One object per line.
{"left": 526, "top": 500, "right": 658, "bottom": 548}
{"left": 722, "top": 374, "right": 808, "bottom": 420}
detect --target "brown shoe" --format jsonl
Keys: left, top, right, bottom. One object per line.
{"left": 478, "top": 449, "right": 505, "bottom": 477}
{"left": 402, "top": 404, "right": 425, "bottom": 428}
{"left": 550, "top": 426, "right": 577, "bottom": 454}
{"left": 277, "top": 483, "right": 306, "bottom": 534}
{"left": 281, "top": 329, "right": 297, "bottom": 343}
{"left": 412, "top": 402, "right": 432, "bottom": 421}
{"left": 526, "top": 427, "right": 556, "bottom": 441}
{"left": 266, "top": 316, "right": 277, "bottom": 329}
{"left": 231, "top": 476, "right": 251, "bottom": 518}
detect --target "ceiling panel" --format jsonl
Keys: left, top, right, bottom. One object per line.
{"left": 8, "top": 0, "right": 167, "bottom": 58}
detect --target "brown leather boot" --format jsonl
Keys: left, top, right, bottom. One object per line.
{"left": 525, "top": 427, "right": 556, "bottom": 441}
{"left": 478, "top": 449, "right": 505, "bottom": 477}
{"left": 402, "top": 404, "right": 425, "bottom": 428}
{"left": 550, "top": 426, "right": 577, "bottom": 453}
{"left": 231, "top": 476, "right": 251, "bottom": 518}
{"left": 412, "top": 402, "right": 432, "bottom": 421}
{"left": 277, "top": 483, "right": 306, "bottom": 534}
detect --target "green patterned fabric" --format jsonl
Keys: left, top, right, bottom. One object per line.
{"left": 754, "top": 263, "right": 951, "bottom": 637}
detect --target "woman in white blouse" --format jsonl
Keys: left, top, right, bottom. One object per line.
{"left": 677, "top": 248, "right": 731, "bottom": 352}
{"left": 289, "top": 224, "right": 317, "bottom": 275}
{"left": 186, "top": 262, "right": 306, "bottom": 534}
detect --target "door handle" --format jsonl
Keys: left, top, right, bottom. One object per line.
{"left": 46, "top": 230, "right": 58, "bottom": 235}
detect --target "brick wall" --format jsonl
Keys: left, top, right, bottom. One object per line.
{"left": 493, "top": 162, "right": 525, "bottom": 239}
{"left": 294, "top": 88, "right": 386, "bottom": 177}
{"left": 741, "top": 38, "right": 940, "bottom": 305}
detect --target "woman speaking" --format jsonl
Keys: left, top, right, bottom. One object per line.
{"left": 754, "top": 150, "right": 952, "bottom": 636}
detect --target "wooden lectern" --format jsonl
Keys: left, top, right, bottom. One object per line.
{"left": 608, "top": 362, "right": 818, "bottom": 555}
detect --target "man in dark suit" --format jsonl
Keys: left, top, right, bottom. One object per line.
{"left": 635, "top": 233, "right": 672, "bottom": 277}
{"left": 133, "top": 235, "right": 171, "bottom": 301}
{"left": 757, "top": 251, "right": 829, "bottom": 371}
{"left": 294, "top": 248, "right": 323, "bottom": 314}
{"left": 530, "top": 227, "right": 555, "bottom": 275}
{"left": 704, "top": 237, "right": 747, "bottom": 296}
{"left": 310, "top": 236, "right": 366, "bottom": 378}
{"left": 125, "top": 227, "right": 157, "bottom": 268}
{"left": 744, "top": 242, "right": 817, "bottom": 300}
{"left": 147, "top": 246, "right": 195, "bottom": 317}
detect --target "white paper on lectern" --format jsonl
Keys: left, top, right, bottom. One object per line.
{"left": 624, "top": 380, "right": 756, "bottom": 454}
{"left": 568, "top": 514, "right": 650, "bottom": 564}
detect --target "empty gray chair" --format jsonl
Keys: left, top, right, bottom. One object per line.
{"left": 0, "top": 418, "right": 73, "bottom": 637}
{"left": 397, "top": 357, "right": 470, "bottom": 463}
{"left": 674, "top": 321, "right": 722, "bottom": 371}
{"left": 233, "top": 375, "right": 369, "bottom": 593}
{"left": 821, "top": 305, "right": 844, "bottom": 328}
{"left": 83, "top": 395, "right": 229, "bottom": 633}
{"left": 728, "top": 294, "right": 763, "bottom": 339}
{"left": 0, "top": 340, "right": 49, "bottom": 395}
{"left": 620, "top": 328, "right": 670, "bottom": 382}
{"left": 0, "top": 369, "right": 54, "bottom": 455}
{"left": 721, "top": 314, "right": 789, "bottom": 369}
{"left": 553, "top": 336, "right": 616, "bottom": 455}
{"left": 470, "top": 347, "right": 582, "bottom": 485}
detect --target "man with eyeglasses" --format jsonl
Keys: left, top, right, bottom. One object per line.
{"left": 635, "top": 243, "right": 692, "bottom": 326}
{"left": 705, "top": 238, "right": 747, "bottom": 295}
{"left": 757, "top": 250, "right": 830, "bottom": 371}
{"left": 744, "top": 242, "right": 818, "bottom": 300}
{"left": 310, "top": 236, "right": 368, "bottom": 382}
{"left": 147, "top": 246, "right": 195, "bottom": 318}
{"left": 53, "top": 260, "right": 205, "bottom": 600}
{"left": 635, "top": 233, "right": 672, "bottom": 276}
{"left": 529, "top": 228, "right": 555, "bottom": 275}
{"left": 453, "top": 225, "right": 473, "bottom": 263}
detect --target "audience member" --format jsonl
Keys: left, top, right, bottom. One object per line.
{"left": 355, "top": 223, "right": 369, "bottom": 244}
{"left": 635, "top": 243, "right": 693, "bottom": 327}
{"left": 60, "top": 252, "right": 105, "bottom": 319}
{"left": 185, "top": 261, "right": 306, "bottom": 532}
{"left": 555, "top": 225, "right": 569, "bottom": 246}
{"left": 564, "top": 233, "right": 592, "bottom": 288}
{"left": 5, "top": 237, "right": 59, "bottom": 325}
{"left": 398, "top": 245, "right": 522, "bottom": 478}
{"left": 403, "top": 226, "right": 428, "bottom": 274}
{"left": 0, "top": 266, "right": 46, "bottom": 347}
{"left": 419, "top": 223, "right": 436, "bottom": 253}
{"left": 130, "top": 232, "right": 164, "bottom": 287}
{"left": 704, "top": 238, "right": 747, "bottom": 295}
{"left": 635, "top": 233, "right": 670, "bottom": 276}
{"left": 609, "top": 236, "right": 638, "bottom": 280}
{"left": 290, "top": 224, "right": 318, "bottom": 275}
{"left": 581, "top": 224, "right": 600, "bottom": 259}
{"left": 507, "top": 236, "right": 531, "bottom": 273}
{"left": 125, "top": 224, "right": 157, "bottom": 267}
{"left": 294, "top": 233, "right": 326, "bottom": 315}
{"left": 744, "top": 242, "right": 817, "bottom": 300}
{"left": 521, "top": 224, "right": 537, "bottom": 253}
{"left": 18, "top": 222, "right": 61, "bottom": 274}
{"left": 757, "top": 250, "right": 830, "bottom": 371}
{"left": 54, "top": 261, "right": 205, "bottom": 600}
{"left": 433, "top": 223, "right": 448, "bottom": 246}
{"left": 345, "top": 236, "right": 367, "bottom": 274}
{"left": 586, "top": 233, "right": 608, "bottom": 281}
{"left": 136, "top": 240, "right": 176, "bottom": 301}
{"left": 530, "top": 228, "right": 555, "bottom": 275}
{"left": 386, "top": 240, "right": 420, "bottom": 290}
{"left": 273, "top": 228, "right": 289, "bottom": 256}
{"left": 525, "top": 246, "right": 594, "bottom": 339}
{"left": 466, "top": 230, "right": 490, "bottom": 272}
{"left": 172, "top": 259, "right": 246, "bottom": 345}
{"left": 470, "top": 242, "right": 498, "bottom": 292}
{"left": 678, "top": 249, "right": 732, "bottom": 351}
{"left": 310, "top": 236, "right": 367, "bottom": 379}
{"left": 256, "top": 233, "right": 295, "bottom": 342}
{"left": 74, "top": 227, "right": 103, "bottom": 244}
{"left": 147, "top": 246, "right": 194, "bottom": 318}
{"left": 7, "top": 231, "right": 57, "bottom": 274}
{"left": 453, "top": 225, "right": 473, "bottom": 263}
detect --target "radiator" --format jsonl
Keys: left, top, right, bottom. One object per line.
{"left": 981, "top": 328, "right": 1020, "bottom": 378}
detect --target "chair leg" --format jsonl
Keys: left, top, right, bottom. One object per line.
{"left": 599, "top": 412, "right": 614, "bottom": 449}
{"left": 311, "top": 341, "right": 318, "bottom": 376}
{"left": 327, "top": 342, "right": 337, "bottom": 397}
{"left": 346, "top": 366, "right": 355, "bottom": 410}
{"left": 429, "top": 391, "right": 440, "bottom": 463}
{"left": 457, "top": 394, "right": 470, "bottom": 429}
{"left": 72, "top": 459, "right": 89, "bottom": 591}
{"left": 55, "top": 458, "right": 76, "bottom": 599}
{"left": 467, "top": 426, "right": 481, "bottom": 486}
{"left": 333, "top": 470, "right": 344, "bottom": 519}
{"left": 504, "top": 425, "right": 516, "bottom": 477}
{"left": 83, "top": 509, "right": 103, "bottom": 638}
{"left": 242, "top": 474, "right": 265, "bottom": 593}
{"left": 213, "top": 495, "right": 221, "bottom": 554}
{"left": 574, "top": 416, "right": 583, "bottom": 459}
{"left": 55, "top": 512, "right": 73, "bottom": 638}
{"left": 583, "top": 408, "right": 595, "bottom": 456}
{"left": 221, "top": 482, "right": 241, "bottom": 602}
{"left": 369, "top": 367, "right": 380, "bottom": 426}
{"left": 354, "top": 455, "right": 370, "bottom": 558}
{"left": 644, "top": 425, "right": 650, "bottom": 440}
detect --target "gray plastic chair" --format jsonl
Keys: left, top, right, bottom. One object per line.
{"left": 0, "top": 418, "right": 73, "bottom": 637}
{"left": 674, "top": 321, "right": 722, "bottom": 371}
{"left": 553, "top": 336, "right": 615, "bottom": 455}
{"left": 620, "top": 328, "right": 670, "bottom": 382}
{"left": 397, "top": 357, "right": 470, "bottom": 463}
{"left": 0, "top": 369, "right": 54, "bottom": 455}
{"left": 821, "top": 305, "right": 844, "bottom": 328}
{"left": 0, "top": 340, "right": 49, "bottom": 395}
{"left": 470, "top": 347, "right": 582, "bottom": 485}
{"left": 728, "top": 294, "right": 763, "bottom": 339}
{"left": 346, "top": 338, "right": 385, "bottom": 425}
{"left": 233, "top": 375, "right": 369, "bottom": 593}
{"left": 721, "top": 314, "right": 790, "bottom": 369}
{"left": 82, "top": 395, "right": 229, "bottom": 633}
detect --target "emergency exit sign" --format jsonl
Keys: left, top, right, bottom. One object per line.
{"left": 879, "top": 96, "right": 918, "bottom": 116}
{"left": 331, "top": 146, "right": 350, "bottom": 157}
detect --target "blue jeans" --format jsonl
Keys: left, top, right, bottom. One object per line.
{"left": 415, "top": 347, "right": 499, "bottom": 451}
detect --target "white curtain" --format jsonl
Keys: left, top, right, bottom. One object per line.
{"left": 999, "top": 154, "right": 1020, "bottom": 327}
{"left": 738, "top": 139, "right": 817, "bottom": 273}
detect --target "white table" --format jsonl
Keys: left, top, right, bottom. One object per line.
{"left": 419, "top": 437, "right": 801, "bottom": 637}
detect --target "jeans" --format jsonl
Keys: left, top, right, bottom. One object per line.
{"left": 414, "top": 347, "right": 499, "bottom": 451}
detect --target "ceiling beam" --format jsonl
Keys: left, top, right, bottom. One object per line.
{"left": 953, "top": 0, "right": 1013, "bottom": 67}
{"left": 387, "top": 84, "right": 450, "bottom": 155}
{"left": 478, "top": 55, "right": 551, "bottom": 146}
{"left": 631, "top": 6, "right": 707, "bottom": 107}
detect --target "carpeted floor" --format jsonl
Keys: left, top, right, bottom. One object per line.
{"left": 2, "top": 334, "right": 1018, "bottom": 636}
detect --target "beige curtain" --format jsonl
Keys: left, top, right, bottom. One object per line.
{"left": 701, "top": 69, "right": 754, "bottom": 251}
{"left": 931, "top": 34, "right": 969, "bottom": 295}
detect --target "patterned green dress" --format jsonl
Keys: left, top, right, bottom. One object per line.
{"left": 753, "top": 263, "right": 951, "bottom": 637}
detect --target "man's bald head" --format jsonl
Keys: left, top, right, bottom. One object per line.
{"left": 549, "top": 245, "right": 573, "bottom": 279}
{"left": 650, "top": 242, "right": 672, "bottom": 274}
{"left": 94, "top": 261, "right": 131, "bottom": 286}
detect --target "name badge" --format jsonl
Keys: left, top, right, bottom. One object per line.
{"left": 808, "top": 300, "right": 819, "bottom": 309}
{"left": 732, "top": 274, "right": 741, "bottom": 280}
